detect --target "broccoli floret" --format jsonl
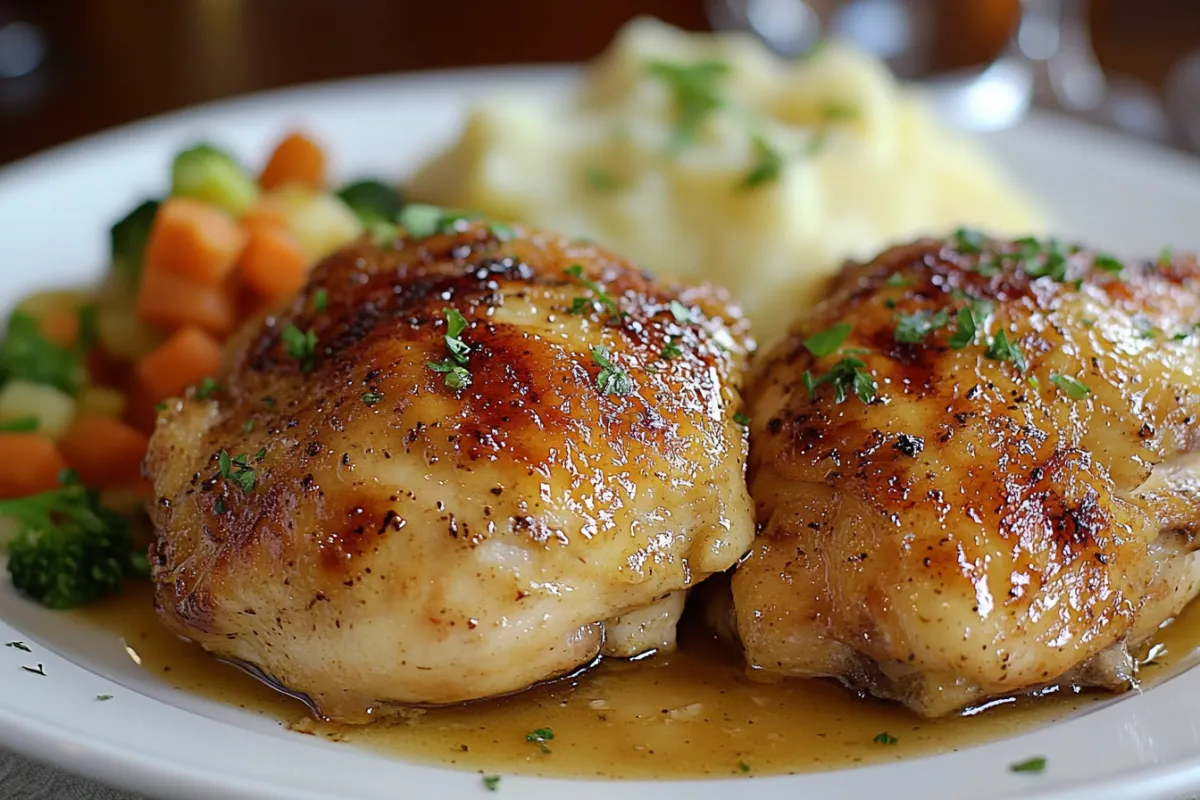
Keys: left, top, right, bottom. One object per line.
{"left": 0, "top": 312, "right": 85, "bottom": 395}
{"left": 2, "top": 473, "right": 143, "bottom": 609}
{"left": 336, "top": 180, "right": 404, "bottom": 224}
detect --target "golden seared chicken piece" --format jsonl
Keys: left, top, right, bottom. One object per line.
{"left": 734, "top": 234, "right": 1200, "bottom": 717}
{"left": 146, "top": 218, "right": 754, "bottom": 722}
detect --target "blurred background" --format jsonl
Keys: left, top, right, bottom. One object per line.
{"left": 2, "top": 0, "right": 1200, "bottom": 165}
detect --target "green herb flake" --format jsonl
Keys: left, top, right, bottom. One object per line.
{"left": 948, "top": 298, "right": 993, "bottom": 349}
{"left": 1024, "top": 241, "right": 1069, "bottom": 282}
{"left": 281, "top": 324, "right": 318, "bottom": 372}
{"left": 427, "top": 308, "right": 474, "bottom": 392}
{"left": 591, "top": 345, "right": 634, "bottom": 397}
{"left": 95, "top": 694, "right": 113, "bottom": 701}
{"left": 154, "top": 401, "right": 168, "bottom": 413}
{"left": 738, "top": 761, "right": 751, "bottom": 773}
{"left": 984, "top": 330, "right": 1028, "bottom": 372}
{"left": 482, "top": 776, "right": 501, "bottom": 791}
{"left": 1158, "top": 246, "right": 1174, "bottom": 264}
{"left": 952, "top": 227, "right": 987, "bottom": 254}
{"left": 242, "top": 419, "right": 254, "bottom": 434}
{"left": 804, "top": 357, "right": 876, "bottom": 405}
{"left": 669, "top": 300, "right": 697, "bottom": 324}
{"left": 214, "top": 498, "right": 226, "bottom": 514}
{"left": 362, "top": 390, "right": 382, "bottom": 406}
{"left": 428, "top": 361, "right": 472, "bottom": 392}
{"left": 21, "top": 663, "right": 46, "bottom": 676}
{"left": 733, "top": 412, "right": 751, "bottom": 426}
{"left": 525, "top": 726, "right": 556, "bottom": 754}
{"left": 1049, "top": 374, "right": 1090, "bottom": 400}
{"left": 894, "top": 309, "right": 950, "bottom": 344}
{"left": 195, "top": 376, "right": 221, "bottom": 400}
{"left": 1010, "top": 756, "right": 1047, "bottom": 774}
{"left": 0, "top": 416, "right": 39, "bottom": 432}
{"left": 216, "top": 448, "right": 257, "bottom": 493}
{"left": 884, "top": 274, "right": 910, "bottom": 288}
{"left": 1093, "top": 254, "right": 1123, "bottom": 274}
{"left": 488, "top": 222, "right": 515, "bottom": 241}
{"left": 565, "top": 264, "right": 621, "bottom": 316}
{"left": 803, "top": 322, "right": 852, "bottom": 358}
{"left": 739, "top": 135, "right": 785, "bottom": 191}
{"left": 313, "top": 288, "right": 328, "bottom": 314}
{"left": 873, "top": 732, "right": 898, "bottom": 745}
{"left": 5, "top": 641, "right": 30, "bottom": 652}
{"left": 586, "top": 168, "right": 622, "bottom": 193}
{"left": 660, "top": 337, "right": 683, "bottom": 361}
{"left": 645, "top": 59, "right": 731, "bottom": 153}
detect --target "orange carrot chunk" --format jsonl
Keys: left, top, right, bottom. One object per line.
{"left": 240, "top": 205, "right": 289, "bottom": 236}
{"left": 136, "top": 267, "right": 236, "bottom": 337}
{"left": 237, "top": 225, "right": 309, "bottom": 302}
{"left": 135, "top": 325, "right": 223, "bottom": 403}
{"left": 143, "top": 197, "right": 246, "bottom": 287}
{"left": 57, "top": 414, "right": 149, "bottom": 489}
{"left": 259, "top": 132, "right": 326, "bottom": 191}
{"left": 0, "top": 434, "right": 66, "bottom": 499}
{"left": 39, "top": 309, "right": 80, "bottom": 348}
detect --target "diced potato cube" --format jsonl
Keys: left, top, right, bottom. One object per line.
{"left": 78, "top": 385, "right": 127, "bottom": 418}
{"left": 0, "top": 380, "right": 77, "bottom": 440}
{"left": 261, "top": 187, "right": 363, "bottom": 261}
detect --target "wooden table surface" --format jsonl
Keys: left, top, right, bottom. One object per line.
{"left": 1, "top": 0, "right": 1199, "bottom": 166}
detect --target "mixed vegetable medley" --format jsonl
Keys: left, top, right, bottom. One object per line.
{"left": 0, "top": 131, "right": 405, "bottom": 608}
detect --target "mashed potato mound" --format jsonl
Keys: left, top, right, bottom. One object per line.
{"left": 409, "top": 18, "right": 1042, "bottom": 345}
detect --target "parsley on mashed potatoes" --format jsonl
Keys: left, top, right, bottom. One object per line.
{"left": 409, "top": 17, "right": 1042, "bottom": 346}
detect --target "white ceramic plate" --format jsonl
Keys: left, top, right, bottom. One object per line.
{"left": 3, "top": 67, "right": 1200, "bottom": 800}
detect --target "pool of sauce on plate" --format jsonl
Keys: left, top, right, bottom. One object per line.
{"left": 77, "top": 581, "right": 1200, "bottom": 779}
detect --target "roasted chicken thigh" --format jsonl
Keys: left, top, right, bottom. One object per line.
{"left": 734, "top": 235, "right": 1200, "bottom": 716}
{"left": 146, "top": 220, "right": 754, "bottom": 722}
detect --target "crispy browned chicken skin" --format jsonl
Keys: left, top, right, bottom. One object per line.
{"left": 733, "top": 235, "right": 1200, "bottom": 716}
{"left": 146, "top": 221, "right": 754, "bottom": 722}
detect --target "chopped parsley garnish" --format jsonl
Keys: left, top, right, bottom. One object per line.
{"left": 525, "top": 727, "right": 556, "bottom": 754}
{"left": 242, "top": 419, "right": 254, "bottom": 434}
{"left": 313, "top": 288, "right": 328, "bottom": 314}
{"left": 5, "top": 641, "right": 30, "bottom": 652}
{"left": 984, "top": 330, "right": 1027, "bottom": 372}
{"left": 427, "top": 308, "right": 473, "bottom": 392}
{"left": 1010, "top": 756, "right": 1047, "bottom": 774}
{"left": 565, "top": 264, "right": 621, "bottom": 316}
{"left": 591, "top": 345, "right": 634, "bottom": 397}
{"left": 739, "top": 135, "right": 784, "bottom": 191}
{"left": 217, "top": 449, "right": 258, "bottom": 493}
{"left": 948, "top": 298, "right": 992, "bottom": 349}
{"left": 733, "top": 412, "right": 751, "bottom": 426}
{"left": 21, "top": 663, "right": 46, "bottom": 676}
{"left": 884, "top": 273, "right": 910, "bottom": 288}
{"left": 738, "top": 761, "right": 751, "bottom": 773}
{"left": 660, "top": 337, "right": 683, "bottom": 360}
{"left": 1027, "top": 375, "right": 1041, "bottom": 390}
{"left": 0, "top": 416, "right": 38, "bottom": 432}
{"left": 488, "top": 222, "right": 514, "bottom": 241}
{"left": 894, "top": 309, "right": 950, "bottom": 344}
{"left": 803, "top": 322, "right": 851, "bottom": 358}
{"left": 482, "top": 776, "right": 501, "bottom": 791}
{"left": 96, "top": 694, "right": 113, "bottom": 701}
{"left": 975, "top": 257, "right": 1001, "bottom": 277}
{"left": 1049, "top": 374, "right": 1090, "bottom": 400}
{"left": 1093, "top": 254, "right": 1123, "bottom": 273}
{"left": 281, "top": 324, "right": 317, "bottom": 372}
{"left": 803, "top": 356, "right": 876, "bottom": 404}
{"left": 872, "top": 732, "right": 898, "bottom": 745}
{"left": 362, "top": 390, "right": 382, "bottom": 406}
{"left": 952, "top": 227, "right": 987, "bottom": 254}
{"left": 586, "top": 167, "right": 622, "bottom": 192}
{"left": 195, "top": 376, "right": 220, "bottom": 400}
{"left": 214, "top": 498, "right": 226, "bottom": 514}
{"left": 645, "top": 59, "right": 730, "bottom": 153}
{"left": 1022, "top": 240, "right": 1069, "bottom": 281}
{"left": 1158, "top": 246, "right": 1173, "bottom": 264}
{"left": 154, "top": 402, "right": 168, "bottom": 413}
{"left": 820, "top": 101, "right": 859, "bottom": 120}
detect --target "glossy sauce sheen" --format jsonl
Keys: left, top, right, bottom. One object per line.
{"left": 78, "top": 581, "right": 1200, "bottom": 779}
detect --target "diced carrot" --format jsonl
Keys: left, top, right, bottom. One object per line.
{"left": 136, "top": 267, "right": 236, "bottom": 337}
{"left": 39, "top": 309, "right": 80, "bottom": 348}
{"left": 259, "top": 132, "right": 326, "bottom": 191}
{"left": 144, "top": 197, "right": 246, "bottom": 287}
{"left": 0, "top": 434, "right": 66, "bottom": 499}
{"left": 57, "top": 414, "right": 149, "bottom": 489}
{"left": 135, "top": 325, "right": 223, "bottom": 403}
{"left": 237, "top": 225, "right": 309, "bottom": 302}
{"left": 122, "top": 376, "right": 160, "bottom": 436}
{"left": 240, "top": 205, "right": 288, "bottom": 236}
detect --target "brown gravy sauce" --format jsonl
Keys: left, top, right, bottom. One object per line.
{"left": 77, "top": 582, "right": 1200, "bottom": 779}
